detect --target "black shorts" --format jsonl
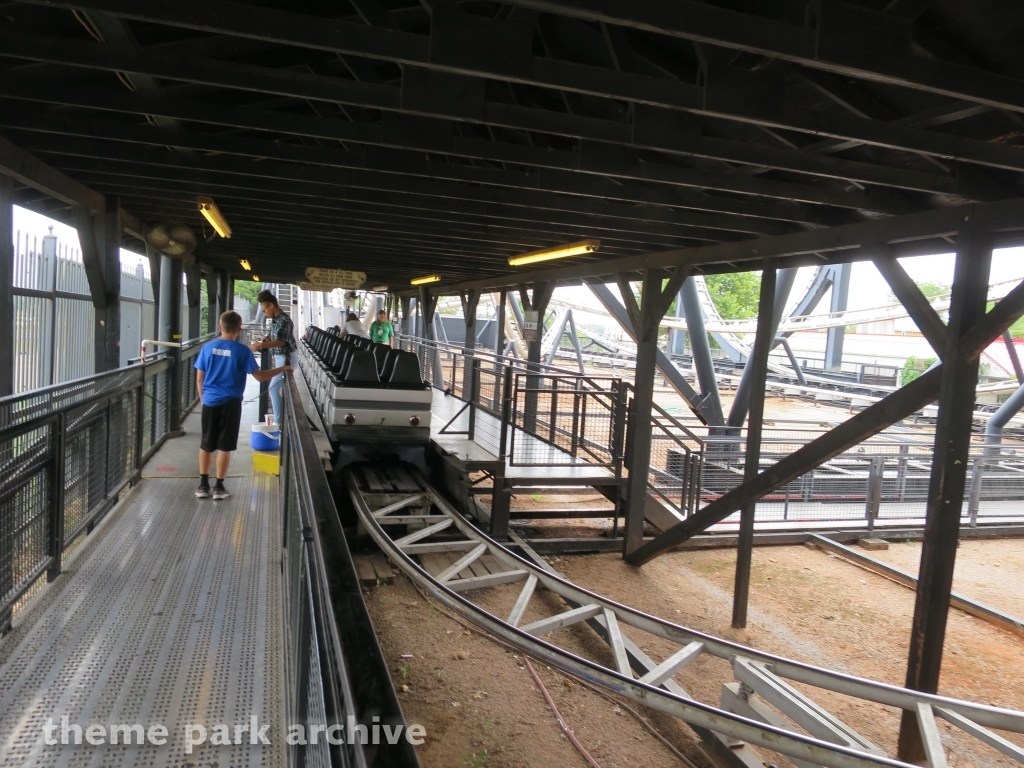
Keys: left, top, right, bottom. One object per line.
{"left": 200, "top": 399, "right": 243, "bottom": 452}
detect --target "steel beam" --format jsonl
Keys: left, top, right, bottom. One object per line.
{"left": 679, "top": 278, "right": 724, "bottom": 426}
{"left": 732, "top": 266, "right": 775, "bottom": 629}
{"left": 492, "top": 0, "right": 1024, "bottom": 116}
{"left": 0, "top": 132, "right": 104, "bottom": 213}
{"left": 521, "top": 282, "right": 553, "bottom": 434}
{"left": 15, "top": 0, "right": 1024, "bottom": 176}
{"left": 823, "top": 262, "right": 851, "bottom": 370}
{"left": 0, "top": 175, "right": 12, "bottom": 397}
{"left": 449, "top": 199, "right": 1024, "bottom": 292}
{"left": 727, "top": 267, "right": 798, "bottom": 427}
{"left": 588, "top": 281, "right": 710, "bottom": 422}
{"left": 627, "top": 260, "right": 1024, "bottom": 565}
{"left": 620, "top": 268, "right": 690, "bottom": 555}
{"left": 460, "top": 288, "right": 480, "bottom": 393}
{"left": 1003, "top": 330, "right": 1024, "bottom": 384}
{"left": 159, "top": 254, "right": 183, "bottom": 432}
{"left": 873, "top": 252, "right": 948, "bottom": 357}
{"left": 898, "top": 232, "right": 993, "bottom": 762}
{"left": 0, "top": 111, "right": 920, "bottom": 216}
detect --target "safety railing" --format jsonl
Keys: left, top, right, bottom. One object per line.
{"left": 507, "top": 371, "right": 624, "bottom": 470}
{"left": 279, "top": 372, "right": 419, "bottom": 768}
{"left": 0, "top": 356, "right": 179, "bottom": 628}
{"left": 647, "top": 401, "right": 705, "bottom": 518}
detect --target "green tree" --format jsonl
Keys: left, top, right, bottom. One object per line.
{"left": 235, "top": 280, "right": 262, "bottom": 305}
{"left": 887, "top": 280, "right": 949, "bottom": 304}
{"left": 705, "top": 272, "right": 762, "bottom": 319}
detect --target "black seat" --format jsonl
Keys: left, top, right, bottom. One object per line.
{"left": 378, "top": 348, "right": 400, "bottom": 380}
{"left": 342, "top": 351, "right": 380, "bottom": 383}
{"left": 371, "top": 343, "right": 391, "bottom": 375}
{"left": 331, "top": 345, "right": 355, "bottom": 375}
{"left": 388, "top": 351, "right": 423, "bottom": 385}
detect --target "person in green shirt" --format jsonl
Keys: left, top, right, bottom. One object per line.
{"left": 369, "top": 310, "right": 395, "bottom": 346}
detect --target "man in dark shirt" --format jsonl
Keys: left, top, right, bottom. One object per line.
{"left": 195, "top": 311, "right": 291, "bottom": 499}
{"left": 250, "top": 289, "right": 296, "bottom": 425}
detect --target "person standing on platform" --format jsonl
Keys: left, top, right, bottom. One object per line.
{"left": 195, "top": 311, "right": 291, "bottom": 500}
{"left": 369, "top": 310, "right": 394, "bottom": 346}
{"left": 250, "top": 290, "right": 296, "bottom": 425}
{"left": 342, "top": 312, "right": 369, "bottom": 338}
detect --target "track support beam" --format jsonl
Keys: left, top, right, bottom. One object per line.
{"left": 898, "top": 232, "right": 993, "bottom": 762}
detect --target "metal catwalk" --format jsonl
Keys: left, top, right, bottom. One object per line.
{"left": 0, "top": 418, "right": 285, "bottom": 766}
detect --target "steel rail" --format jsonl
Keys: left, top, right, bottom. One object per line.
{"left": 347, "top": 466, "right": 1024, "bottom": 767}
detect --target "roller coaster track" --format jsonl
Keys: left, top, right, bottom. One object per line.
{"left": 347, "top": 464, "right": 1024, "bottom": 768}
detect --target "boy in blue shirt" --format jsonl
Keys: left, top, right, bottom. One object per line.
{"left": 194, "top": 311, "right": 292, "bottom": 500}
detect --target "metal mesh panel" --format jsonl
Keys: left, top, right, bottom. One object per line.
{"left": 509, "top": 373, "right": 621, "bottom": 468}
{"left": 0, "top": 424, "right": 52, "bottom": 611}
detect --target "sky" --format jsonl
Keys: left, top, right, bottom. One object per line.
{"left": 14, "top": 203, "right": 1024, "bottom": 316}
{"left": 13, "top": 205, "right": 150, "bottom": 276}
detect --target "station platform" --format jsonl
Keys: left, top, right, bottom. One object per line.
{"left": 0, "top": 379, "right": 286, "bottom": 766}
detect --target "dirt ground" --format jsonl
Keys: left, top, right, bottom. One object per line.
{"left": 365, "top": 538, "right": 1024, "bottom": 768}
{"left": 364, "top": 574, "right": 713, "bottom": 768}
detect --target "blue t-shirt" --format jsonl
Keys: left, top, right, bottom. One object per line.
{"left": 194, "top": 339, "right": 260, "bottom": 406}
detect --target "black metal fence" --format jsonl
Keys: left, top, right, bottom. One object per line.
{"left": 396, "top": 335, "right": 1024, "bottom": 528}
{"left": 0, "top": 358, "right": 178, "bottom": 625}
{"left": 279, "top": 373, "right": 419, "bottom": 768}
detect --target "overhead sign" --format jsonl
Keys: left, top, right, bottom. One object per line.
{"left": 303, "top": 268, "right": 366, "bottom": 290}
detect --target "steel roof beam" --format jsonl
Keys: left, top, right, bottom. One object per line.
{"left": 444, "top": 198, "right": 1024, "bottom": 290}
{"left": 14, "top": 0, "right": 1024, "bottom": 176}
{"left": 0, "top": 109, "right": 926, "bottom": 215}
{"left": 0, "top": 29, "right": 993, "bottom": 206}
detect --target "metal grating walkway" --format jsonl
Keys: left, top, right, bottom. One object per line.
{"left": 0, "top": 418, "right": 285, "bottom": 767}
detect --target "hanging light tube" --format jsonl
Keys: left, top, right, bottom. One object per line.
{"left": 508, "top": 238, "right": 599, "bottom": 266}
{"left": 252, "top": 274, "right": 260, "bottom": 281}
{"left": 410, "top": 274, "right": 442, "bottom": 285}
{"left": 239, "top": 259, "right": 252, "bottom": 271}
{"left": 197, "top": 196, "right": 232, "bottom": 239}
{"left": 372, "top": 284, "right": 389, "bottom": 291}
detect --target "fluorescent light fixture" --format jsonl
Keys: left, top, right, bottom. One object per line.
{"left": 410, "top": 274, "right": 441, "bottom": 285}
{"left": 508, "top": 238, "right": 599, "bottom": 267}
{"left": 252, "top": 274, "right": 260, "bottom": 281}
{"left": 239, "top": 259, "right": 252, "bottom": 271}
{"left": 372, "top": 284, "right": 388, "bottom": 292}
{"left": 197, "top": 196, "right": 232, "bottom": 239}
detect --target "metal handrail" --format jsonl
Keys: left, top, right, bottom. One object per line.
{"left": 280, "top": 373, "right": 420, "bottom": 768}
{"left": 0, "top": 355, "right": 180, "bottom": 625}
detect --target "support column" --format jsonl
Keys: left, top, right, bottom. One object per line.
{"left": 0, "top": 175, "right": 13, "bottom": 397}
{"left": 185, "top": 263, "right": 201, "bottom": 341}
{"left": 494, "top": 289, "right": 506, "bottom": 357}
{"left": 205, "top": 272, "right": 219, "bottom": 334}
{"left": 680, "top": 278, "right": 724, "bottom": 425}
{"left": 75, "top": 201, "right": 122, "bottom": 373}
{"left": 159, "top": 255, "right": 184, "bottom": 435}
{"left": 522, "top": 282, "right": 553, "bottom": 433}
{"left": 732, "top": 266, "right": 777, "bottom": 630}
{"left": 898, "top": 233, "right": 993, "bottom": 762}
{"left": 399, "top": 295, "right": 412, "bottom": 337}
{"left": 824, "top": 262, "right": 852, "bottom": 370}
{"left": 213, "top": 270, "right": 232, "bottom": 318}
{"left": 727, "top": 267, "right": 798, "bottom": 427}
{"left": 619, "top": 268, "right": 690, "bottom": 556}
{"left": 418, "top": 286, "right": 441, "bottom": 388}
{"left": 670, "top": 285, "right": 685, "bottom": 355}
{"left": 460, "top": 289, "right": 480, "bottom": 396}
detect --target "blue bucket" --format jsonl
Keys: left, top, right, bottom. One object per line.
{"left": 251, "top": 424, "right": 281, "bottom": 451}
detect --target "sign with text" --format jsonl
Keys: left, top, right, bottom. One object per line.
{"left": 522, "top": 310, "right": 539, "bottom": 341}
{"left": 303, "top": 268, "right": 366, "bottom": 290}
